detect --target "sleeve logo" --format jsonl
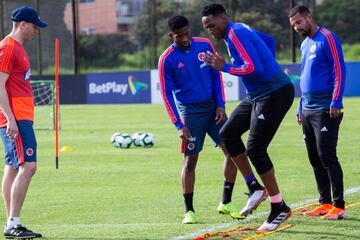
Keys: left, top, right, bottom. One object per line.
{"left": 24, "top": 68, "right": 31, "bottom": 82}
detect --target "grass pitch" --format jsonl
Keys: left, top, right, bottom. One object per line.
{"left": 0, "top": 98, "right": 359, "bottom": 239}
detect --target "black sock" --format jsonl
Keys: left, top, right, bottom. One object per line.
{"left": 270, "top": 201, "right": 283, "bottom": 210}
{"left": 270, "top": 200, "right": 289, "bottom": 211}
{"left": 183, "top": 192, "right": 194, "bottom": 212}
{"left": 267, "top": 201, "right": 290, "bottom": 222}
{"left": 222, "top": 181, "right": 235, "bottom": 204}
{"left": 246, "top": 178, "right": 263, "bottom": 193}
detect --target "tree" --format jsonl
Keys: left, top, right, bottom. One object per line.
{"left": 129, "top": 0, "right": 232, "bottom": 66}
{"left": 79, "top": 34, "right": 137, "bottom": 69}
{"left": 315, "top": 0, "right": 360, "bottom": 44}
{"left": 129, "top": 0, "right": 359, "bottom": 68}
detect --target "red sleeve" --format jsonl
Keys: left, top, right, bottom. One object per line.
{"left": 0, "top": 38, "right": 15, "bottom": 74}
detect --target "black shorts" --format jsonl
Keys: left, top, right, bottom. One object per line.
{"left": 220, "top": 83, "right": 294, "bottom": 174}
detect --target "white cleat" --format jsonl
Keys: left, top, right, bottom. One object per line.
{"left": 240, "top": 188, "right": 268, "bottom": 217}
{"left": 257, "top": 207, "right": 291, "bottom": 232}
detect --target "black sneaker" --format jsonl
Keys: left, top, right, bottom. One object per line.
{"left": 30, "top": 229, "right": 42, "bottom": 238}
{"left": 4, "top": 224, "right": 40, "bottom": 239}
{"left": 257, "top": 201, "right": 291, "bottom": 232}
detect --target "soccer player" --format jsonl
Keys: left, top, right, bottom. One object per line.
{"left": 0, "top": 6, "right": 47, "bottom": 238}
{"left": 289, "top": 5, "right": 346, "bottom": 220}
{"left": 159, "top": 16, "right": 267, "bottom": 224}
{"left": 201, "top": 3, "right": 294, "bottom": 231}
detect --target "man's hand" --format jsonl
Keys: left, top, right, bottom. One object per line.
{"left": 329, "top": 107, "right": 342, "bottom": 118}
{"left": 178, "top": 127, "right": 193, "bottom": 141}
{"left": 296, "top": 115, "right": 302, "bottom": 126}
{"left": 215, "top": 107, "right": 226, "bottom": 125}
{"left": 0, "top": 72, "right": 18, "bottom": 139}
{"left": 205, "top": 51, "right": 225, "bottom": 71}
{"left": 6, "top": 118, "right": 18, "bottom": 140}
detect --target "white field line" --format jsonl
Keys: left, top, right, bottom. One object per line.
{"left": 29, "top": 223, "right": 178, "bottom": 228}
{"left": 169, "top": 186, "right": 360, "bottom": 240}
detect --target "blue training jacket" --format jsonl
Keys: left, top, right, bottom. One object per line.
{"left": 255, "top": 30, "right": 276, "bottom": 57}
{"left": 222, "top": 21, "right": 290, "bottom": 101}
{"left": 158, "top": 37, "right": 225, "bottom": 130}
{"left": 299, "top": 26, "right": 346, "bottom": 112}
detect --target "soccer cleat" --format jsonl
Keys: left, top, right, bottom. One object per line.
{"left": 321, "top": 207, "right": 347, "bottom": 220}
{"left": 304, "top": 204, "right": 333, "bottom": 216}
{"left": 31, "top": 230, "right": 42, "bottom": 238}
{"left": 182, "top": 211, "right": 197, "bottom": 224}
{"left": 217, "top": 202, "right": 245, "bottom": 220}
{"left": 257, "top": 202, "right": 291, "bottom": 232}
{"left": 4, "top": 224, "right": 39, "bottom": 239}
{"left": 240, "top": 188, "right": 268, "bottom": 217}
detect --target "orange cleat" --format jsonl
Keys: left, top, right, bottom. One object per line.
{"left": 322, "top": 207, "right": 347, "bottom": 220}
{"left": 304, "top": 204, "right": 333, "bottom": 216}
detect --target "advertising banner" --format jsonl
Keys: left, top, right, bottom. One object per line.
{"left": 86, "top": 71, "right": 151, "bottom": 104}
{"left": 281, "top": 62, "right": 360, "bottom": 97}
{"left": 32, "top": 62, "right": 359, "bottom": 105}
{"left": 282, "top": 64, "right": 302, "bottom": 97}
{"left": 343, "top": 62, "right": 360, "bottom": 96}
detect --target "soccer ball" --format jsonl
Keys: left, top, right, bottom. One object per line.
{"left": 139, "top": 132, "right": 154, "bottom": 148}
{"left": 131, "top": 132, "right": 143, "bottom": 147}
{"left": 111, "top": 132, "right": 132, "bottom": 149}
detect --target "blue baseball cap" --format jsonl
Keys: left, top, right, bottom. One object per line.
{"left": 11, "top": 6, "right": 47, "bottom": 28}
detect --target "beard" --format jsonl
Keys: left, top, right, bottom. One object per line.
{"left": 297, "top": 24, "right": 311, "bottom": 37}
{"left": 299, "top": 29, "right": 311, "bottom": 37}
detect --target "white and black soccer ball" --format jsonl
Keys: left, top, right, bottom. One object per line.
{"left": 139, "top": 132, "right": 154, "bottom": 148}
{"left": 111, "top": 132, "right": 132, "bottom": 149}
{"left": 131, "top": 132, "right": 143, "bottom": 147}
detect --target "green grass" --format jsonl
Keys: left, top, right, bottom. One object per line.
{"left": 342, "top": 43, "right": 360, "bottom": 62}
{"left": 0, "top": 98, "right": 360, "bottom": 239}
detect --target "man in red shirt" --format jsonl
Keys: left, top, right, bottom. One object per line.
{"left": 0, "top": 6, "right": 47, "bottom": 239}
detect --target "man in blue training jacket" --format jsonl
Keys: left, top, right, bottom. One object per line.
{"left": 158, "top": 15, "right": 267, "bottom": 224}
{"left": 289, "top": 5, "right": 346, "bottom": 220}
{"left": 202, "top": 3, "right": 294, "bottom": 232}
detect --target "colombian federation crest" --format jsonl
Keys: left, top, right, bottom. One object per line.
{"left": 26, "top": 148, "right": 34, "bottom": 156}
{"left": 310, "top": 44, "right": 317, "bottom": 53}
{"left": 187, "top": 142, "right": 195, "bottom": 150}
{"left": 198, "top": 52, "right": 206, "bottom": 62}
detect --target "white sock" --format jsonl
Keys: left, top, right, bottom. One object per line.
{"left": 7, "top": 217, "right": 20, "bottom": 229}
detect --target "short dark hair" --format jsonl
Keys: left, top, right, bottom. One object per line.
{"left": 201, "top": 3, "right": 227, "bottom": 17}
{"left": 168, "top": 16, "right": 189, "bottom": 31}
{"left": 288, "top": 5, "right": 312, "bottom": 18}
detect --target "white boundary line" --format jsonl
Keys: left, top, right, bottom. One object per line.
{"left": 169, "top": 186, "right": 360, "bottom": 240}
